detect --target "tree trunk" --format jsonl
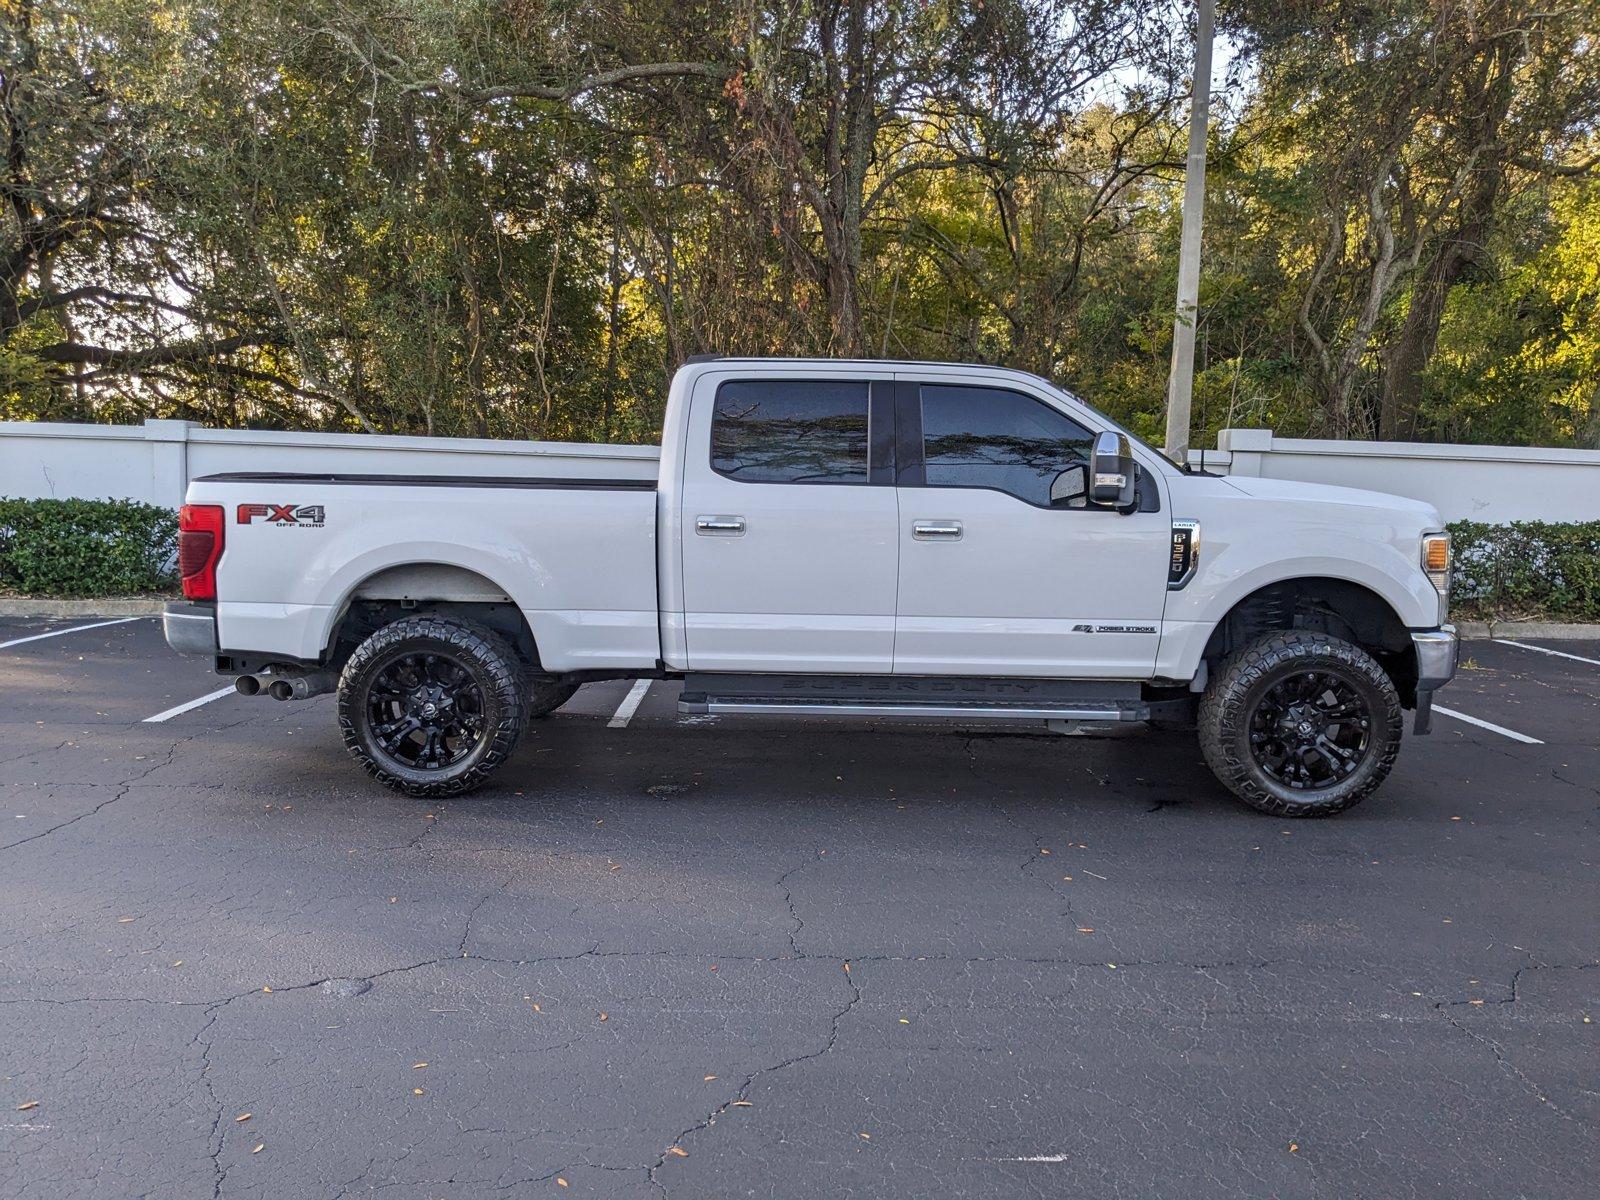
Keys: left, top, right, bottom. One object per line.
{"left": 1378, "top": 43, "right": 1519, "bottom": 440}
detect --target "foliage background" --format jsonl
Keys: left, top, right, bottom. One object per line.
{"left": 2, "top": 0, "right": 1597, "bottom": 450}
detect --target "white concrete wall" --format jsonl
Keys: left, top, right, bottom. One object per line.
{"left": 0, "top": 420, "right": 660, "bottom": 509}
{"left": 3, "top": 419, "right": 1597, "bottom": 525}
{"left": 1215, "top": 429, "right": 1600, "bottom": 524}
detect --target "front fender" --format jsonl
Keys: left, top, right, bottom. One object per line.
{"left": 1156, "top": 521, "right": 1439, "bottom": 682}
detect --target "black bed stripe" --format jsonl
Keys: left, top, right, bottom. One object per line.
{"left": 193, "top": 472, "right": 658, "bottom": 491}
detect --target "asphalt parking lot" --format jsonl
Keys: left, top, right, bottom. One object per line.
{"left": 1, "top": 618, "right": 1596, "bottom": 1199}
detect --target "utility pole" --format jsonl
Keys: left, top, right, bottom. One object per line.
{"left": 1163, "top": 0, "right": 1215, "bottom": 466}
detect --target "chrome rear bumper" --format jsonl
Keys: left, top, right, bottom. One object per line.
{"left": 163, "top": 601, "right": 218, "bottom": 657}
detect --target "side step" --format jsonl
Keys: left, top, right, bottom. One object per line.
{"left": 678, "top": 673, "right": 1151, "bottom": 723}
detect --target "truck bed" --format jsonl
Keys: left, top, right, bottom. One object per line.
{"left": 193, "top": 470, "right": 662, "bottom": 672}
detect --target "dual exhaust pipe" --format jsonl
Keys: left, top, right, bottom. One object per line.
{"left": 235, "top": 669, "right": 337, "bottom": 702}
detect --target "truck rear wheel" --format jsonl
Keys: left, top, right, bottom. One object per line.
{"left": 338, "top": 616, "right": 526, "bottom": 798}
{"left": 1198, "top": 630, "right": 1401, "bottom": 818}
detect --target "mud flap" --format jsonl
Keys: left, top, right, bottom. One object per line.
{"left": 1413, "top": 690, "right": 1434, "bottom": 735}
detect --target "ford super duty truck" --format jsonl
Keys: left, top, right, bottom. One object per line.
{"left": 162, "top": 358, "right": 1457, "bottom": 817}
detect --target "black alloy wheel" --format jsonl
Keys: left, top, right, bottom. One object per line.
{"left": 1198, "top": 630, "right": 1403, "bottom": 817}
{"left": 339, "top": 616, "right": 527, "bottom": 797}
{"left": 366, "top": 651, "right": 486, "bottom": 771}
{"left": 1247, "top": 669, "right": 1372, "bottom": 790}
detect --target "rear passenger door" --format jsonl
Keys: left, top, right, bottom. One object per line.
{"left": 678, "top": 374, "right": 900, "bottom": 673}
{"left": 893, "top": 379, "right": 1170, "bottom": 678}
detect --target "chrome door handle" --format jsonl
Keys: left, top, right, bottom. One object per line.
{"left": 913, "top": 520, "right": 963, "bottom": 541}
{"left": 695, "top": 515, "right": 746, "bottom": 535}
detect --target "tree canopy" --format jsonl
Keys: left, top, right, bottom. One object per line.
{"left": 3, "top": 0, "right": 1597, "bottom": 447}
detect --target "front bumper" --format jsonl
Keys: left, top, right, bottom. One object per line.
{"left": 1410, "top": 625, "right": 1458, "bottom": 734}
{"left": 163, "top": 601, "right": 219, "bottom": 657}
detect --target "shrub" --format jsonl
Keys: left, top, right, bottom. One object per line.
{"left": 1448, "top": 520, "right": 1600, "bottom": 622}
{"left": 0, "top": 498, "right": 178, "bottom": 597}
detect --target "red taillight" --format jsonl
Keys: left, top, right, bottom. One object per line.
{"left": 178, "top": 504, "right": 225, "bottom": 600}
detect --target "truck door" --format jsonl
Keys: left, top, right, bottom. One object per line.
{"left": 892, "top": 379, "right": 1169, "bottom": 678}
{"left": 678, "top": 374, "right": 900, "bottom": 673}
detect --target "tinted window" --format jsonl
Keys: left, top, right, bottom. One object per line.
{"left": 920, "top": 385, "right": 1095, "bottom": 506}
{"left": 711, "top": 380, "right": 869, "bottom": 484}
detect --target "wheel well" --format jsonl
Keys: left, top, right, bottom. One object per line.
{"left": 325, "top": 565, "right": 538, "bottom": 672}
{"left": 1202, "top": 578, "right": 1417, "bottom": 705}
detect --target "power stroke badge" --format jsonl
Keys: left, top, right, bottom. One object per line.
{"left": 237, "top": 503, "right": 326, "bottom": 527}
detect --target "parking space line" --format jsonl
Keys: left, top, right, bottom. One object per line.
{"left": 0, "top": 617, "right": 144, "bottom": 649}
{"left": 607, "top": 679, "right": 652, "bottom": 728}
{"left": 143, "top": 686, "right": 237, "bottom": 724}
{"left": 1497, "top": 639, "right": 1600, "bottom": 668}
{"left": 1433, "top": 704, "right": 1543, "bottom": 745}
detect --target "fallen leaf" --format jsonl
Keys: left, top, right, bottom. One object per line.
{"left": 234, "top": 1113, "right": 251, "bottom": 1123}
{"left": 531, "top": 1004, "right": 542, "bottom": 1013}
{"left": 703, "top": 1075, "right": 717, "bottom": 1082}
{"left": 667, "top": 1146, "right": 689, "bottom": 1157}
{"left": 859, "top": 1132, "right": 871, "bottom": 1140}
{"left": 1040, "top": 848, "right": 1051, "bottom": 855}
{"left": 598, "top": 1012, "right": 608, "bottom": 1022}
{"left": 1106, "top": 963, "right": 1118, "bottom": 969}
{"left": 172, "top": 960, "right": 184, "bottom": 967}
{"left": 117, "top": 917, "right": 135, "bottom": 923}
{"left": 262, "top": 986, "right": 271, "bottom": 993}
{"left": 1076, "top": 927, "right": 1095, "bottom": 934}
{"left": 898, "top": 1018, "right": 910, "bottom": 1024}
{"left": 556, "top": 1179, "right": 568, "bottom": 1188}
{"left": 731, "top": 1100, "right": 752, "bottom": 1107}
{"left": 412, "top": 1062, "right": 428, "bottom": 1069}
{"left": 1289, "top": 1142, "right": 1299, "bottom": 1153}
{"left": 1469, "top": 999, "right": 1485, "bottom": 1006}
{"left": 251, "top": 1143, "right": 265, "bottom": 1154}
{"left": 842, "top": 962, "right": 851, "bottom": 974}
{"left": 413, "top": 1088, "right": 425, "bottom": 1095}
{"left": 17, "top": 1100, "right": 39, "bottom": 1111}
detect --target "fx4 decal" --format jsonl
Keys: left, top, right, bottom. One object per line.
{"left": 237, "top": 503, "right": 326, "bottom": 527}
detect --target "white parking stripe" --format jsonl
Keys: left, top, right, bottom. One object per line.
{"left": 607, "top": 679, "right": 652, "bottom": 728}
{"left": 1497, "top": 639, "right": 1600, "bottom": 668}
{"left": 0, "top": 617, "right": 143, "bottom": 649}
{"left": 143, "top": 686, "right": 236, "bottom": 724}
{"left": 1433, "top": 704, "right": 1543, "bottom": 745}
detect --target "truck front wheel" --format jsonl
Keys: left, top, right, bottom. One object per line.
{"left": 338, "top": 616, "right": 527, "bottom": 798}
{"left": 1198, "top": 630, "right": 1402, "bottom": 818}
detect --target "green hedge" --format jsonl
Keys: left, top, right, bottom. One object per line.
{"left": 1448, "top": 520, "right": 1600, "bottom": 622}
{"left": 0, "top": 498, "right": 178, "bottom": 598}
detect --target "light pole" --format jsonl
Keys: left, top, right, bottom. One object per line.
{"left": 1163, "top": 0, "right": 1215, "bottom": 466}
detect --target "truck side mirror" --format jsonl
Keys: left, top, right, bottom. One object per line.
{"left": 1090, "top": 430, "right": 1136, "bottom": 510}
{"left": 1049, "top": 463, "right": 1088, "bottom": 508}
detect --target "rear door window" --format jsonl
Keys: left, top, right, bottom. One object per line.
{"left": 919, "top": 384, "right": 1095, "bottom": 506}
{"left": 711, "top": 380, "right": 870, "bottom": 484}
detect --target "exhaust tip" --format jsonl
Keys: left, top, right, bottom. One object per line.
{"left": 268, "top": 679, "right": 294, "bottom": 701}
{"left": 235, "top": 675, "right": 261, "bottom": 696}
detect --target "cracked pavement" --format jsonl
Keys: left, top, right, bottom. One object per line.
{"left": 1, "top": 619, "right": 1596, "bottom": 1198}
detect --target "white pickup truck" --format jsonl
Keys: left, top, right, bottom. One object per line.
{"left": 164, "top": 358, "right": 1457, "bottom": 817}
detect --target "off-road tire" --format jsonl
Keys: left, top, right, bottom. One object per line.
{"left": 338, "top": 616, "right": 526, "bottom": 798}
{"left": 1198, "top": 630, "right": 1402, "bottom": 818}
{"left": 525, "top": 679, "right": 580, "bottom": 720}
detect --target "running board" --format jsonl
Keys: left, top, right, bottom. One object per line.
{"left": 678, "top": 673, "right": 1151, "bottom": 723}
